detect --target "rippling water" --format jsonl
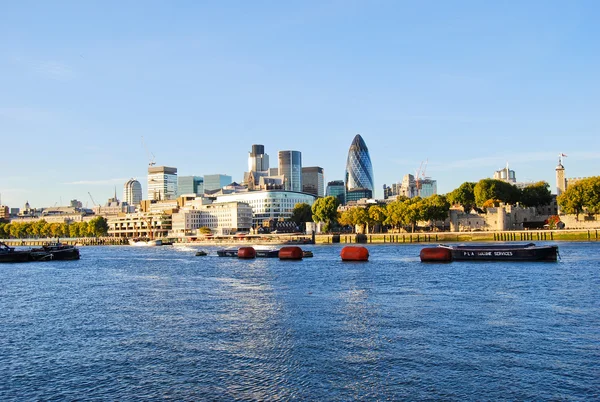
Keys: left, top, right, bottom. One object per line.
{"left": 1, "top": 242, "right": 598, "bottom": 401}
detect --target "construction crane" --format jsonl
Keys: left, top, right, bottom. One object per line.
{"left": 141, "top": 136, "right": 156, "bottom": 167}
{"left": 88, "top": 192, "right": 97, "bottom": 206}
{"left": 415, "top": 159, "right": 428, "bottom": 197}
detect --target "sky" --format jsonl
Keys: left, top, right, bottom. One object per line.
{"left": 1, "top": 0, "right": 599, "bottom": 209}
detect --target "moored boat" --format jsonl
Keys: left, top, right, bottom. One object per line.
{"left": 217, "top": 248, "right": 238, "bottom": 257}
{"left": 421, "top": 243, "right": 558, "bottom": 262}
{"left": 33, "top": 242, "right": 80, "bottom": 260}
{"left": 0, "top": 242, "right": 33, "bottom": 263}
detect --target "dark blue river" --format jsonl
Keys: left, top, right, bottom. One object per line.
{"left": 1, "top": 242, "right": 598, "bottom": 401}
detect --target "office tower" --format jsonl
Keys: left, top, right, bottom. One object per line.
{"left": 124, "top": 179, "right": 143, "bottom": 205}
{"left": 345, "top": 134, "right": 374, "bottom": 201}
{"left": 204, "top": 174, "right": 232, "bottom": 192}
{"left": 326, "top": 180, "right": 346, "bottom": 205}
{"left": 278, "top": 150, "right": 302, "bottom": 192}
{"left": 418, "top": 179, "right": 438, "bottom": 198}
{"left": 248, "top": 144, "right": 270, "bottom": 172}
{"left": 178, "top": 176, "right": 204, "bottom": 196}
{"left": 302, "top": 167, "right": 325, "bottom": 197}
{"left": 147, "top": 166, "right": 178, "bottom": 201}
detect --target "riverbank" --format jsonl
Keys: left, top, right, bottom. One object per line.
{"left": 2, "top": 229, "right": 599, "bottom": 247}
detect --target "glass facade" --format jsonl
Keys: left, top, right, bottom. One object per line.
{"left": 326, "top": 180, "right": 346, "bottom": 205}
{"left": 345, "top": 134, "right": 374, "bottom": 195}
{"left": 203, "top": 174, "right": 232, "bottom": 192}
{"left": 278, "top": 150, "right": 302, "bottom": 192}
{"left": 302, "top": 166, "right": 324, "bottom": 197}
{"left": 178, "top": 176, "right": 204, "bottom": 196}
{"left": 147, "top": 166, "right": 178, "bottom": 201}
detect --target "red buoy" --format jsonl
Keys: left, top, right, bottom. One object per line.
{"left": 420, "top": 247, "right": 452, "bottom": 262}
{"left": 340, "top": 246, "right": 369, "bottom": 261}
{"left": 278, "top": 246, "right": 303, "bottom": 260}
{"left": 238, "top": 247, "right": 256, "bottom": 259}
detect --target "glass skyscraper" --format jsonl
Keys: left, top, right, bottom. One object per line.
{"left": 345, "top": 134, "right": 374, "bottom": 199}
{"left": 124, "top": 178, "right": 143, "bottom": 205}
{"left": 204, "top": 174, "right": 232, "bottom": 192}
{"left": 278, "top": 150, "right": 302, "bottom": 192}
{"left": 147, "top": 166, "right": 178, "bottom": 201}
{"left": 178, "top": 176, "right": 204, "bottom": 196}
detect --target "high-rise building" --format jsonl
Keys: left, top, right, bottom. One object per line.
{"left": 418, "top": 178, "right": 437, "bottom": 198}
{"left": 204, "top": 174, "right": 232, "bottom": 192}
{"left": 326, "top": 180, "right": 346, "bottom": 205}
{"left": 148, "top": 166, "right": 178, "bottom": 201}
{"left": 345, "top": 134, "right": 374, "bottom": 199}
{"left": 302, "top": 167, "right": 325, "bottom": 197}
{"left": 178, "top": 176, "right": 204, "bottom": 196}
{"left": 124, "top": 178, "right": 143, "bottom": 205}
{"left": 278, "top": 150, "right": 302, "bottom": 192}
{"left": 248, "top": 144, "right": 269, "bottom": 172}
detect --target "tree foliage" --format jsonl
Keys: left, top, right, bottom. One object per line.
{"left": 311, "top": 196, "right": 340, "bottom": 232}
{"left": 520, "top": 181, "right": 552, "bottom": 208}
{"left": 0, "top": 218, "right": 108, "bottom": 239}
{"left": 447, "top": 182, "right": 476, "bottom": 212}
{"left": 557, "top": 176, "right": 600, "bottom": 218}
{"left": 290, "top": 203, "right": 313, "bottom": 231}
{"left": 474, "top": 179, "right": 521, "bottom": 207}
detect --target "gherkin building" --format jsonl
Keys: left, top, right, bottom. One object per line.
{"left": 345, "top": 134, "right": 374, "bottom": 199}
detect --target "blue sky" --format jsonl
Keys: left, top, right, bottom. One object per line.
{"left": 1, "top": 0, "right": 598, "bottom": 209}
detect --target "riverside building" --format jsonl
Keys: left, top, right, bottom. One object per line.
{"left": 215, "top": 190, "right": 316, "bottom": 228}
{"left": 302, "top": 167, "right": 325, "bottom": 197}
{"left": 170, "top": 201, "right": 252, "bottom": 237}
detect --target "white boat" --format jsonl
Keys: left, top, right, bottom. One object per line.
{"left": 129, "top": 238, "right": 162, "bottom": 247}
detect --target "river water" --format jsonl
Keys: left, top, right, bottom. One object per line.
{"left": 1, "top": 242, "right": 598, "bottom": 401}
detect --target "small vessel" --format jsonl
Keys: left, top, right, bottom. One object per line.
{"left": 302, "top": 250, "right": 314, "bottom": 258}
{"left": 0, "top": 242, "right": 33, "bottom": 263}
{"left": 195, "top": 250, "right": 207, "bottom": 256}
{"left": 420, "top": 243, "right": 558, "bottom": 262}
{"left": 33, "top": 242, "right": 80, "bottom": 260}
{"left": 217, "top": 248, "right": 238, "bottom": 257}
{"left": 255, "top": 248, "right": 280, "bottom": 258}
{"left": 129, "top": 238, "right": 162, "bottom": 247}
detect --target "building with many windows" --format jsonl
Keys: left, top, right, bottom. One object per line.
{"left": 278, "top": 150, "right": 302, "bottom": 192}
{"left": 178, "top": 176, "right": 204, "bottom": 196}
{"left": 215, "top": 190, "right": 316, "bottom": 227}
{"left": 204, "top": 174, "right": 232, "bottom": 193}
{"left": 326, "top": 180, "right": 346, "bottom": 205}
{"left": 170, "top": 201, "right": 252, "bottom": 237}
{"left": 148, "top": 166, "right": 178, "bottom": 201}
{"left": 124, "top": 178, "right": 143, "bottom": 206}
{"left": 302, "top": 167, "right": 325, "bottom": 197}
{"left": 345, "top": 134, "right": 374, "bottom": 199}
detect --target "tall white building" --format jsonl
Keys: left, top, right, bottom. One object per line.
{"left": 148, "top": 166, "right": 178, "bottom": 201}
{"left": 248, "top": 144, "right": 269, "bottom": 172}
{"left": 124, "top": 179, "right": 143, "bottom": 206}
{"left": 170, "top": 201, "right": 252, "bottom": 237}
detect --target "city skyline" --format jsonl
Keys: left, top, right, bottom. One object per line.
{"left": 1, "top": 1, "right": 599, "bottom": 208}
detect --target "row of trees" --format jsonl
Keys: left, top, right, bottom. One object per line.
{"left": 0, "top": 217, "right": 109, "bottom": 239}
{"left": 292, "top": 176, "right": 600, "bottom": 233}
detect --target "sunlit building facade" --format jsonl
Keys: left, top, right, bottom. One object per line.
{"left": 124, "top": 178, "right": 143, "bottom": 206}
{"left": 345, "top": 134, "right": 374, "bottom": 199}
{"left": 148, "top": 166, "right": 178, "bottom": 201}
{"left": 278, "top": 150, "right": 302, "bottom": 192}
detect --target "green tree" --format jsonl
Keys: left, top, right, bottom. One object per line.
{"left": 447, "top": 182, "right": 476, "bottom": 212}
{"left": 422, "top": 194, "right": 450, "bottom": 230}
{"left": 368, "top": 205, "right": 387, "bottom": 233}
{"left": 474, "top": 179, "right": 521, "bottom": 207}
{"left": 520, "top": 181, "right": 552, "bottom": 208}
{"left": 0, "top": 223, "right": 8, "bottom": 238}
{"left": 311, "top": 196, "right": 340, "bottom": 233}
{"left": 31, "top": 220, "right": 47, "bottom": 238}
{"left": 557, "top": 176, "right": 600, "bottom": 218}
{"left": 198, "top": 226, "right": 212, "bottom": 234}
{"left": 289, "top": 203, "right": 313, "bottom": 231}
{"left": 351, "top": 207, "right": 369, "bottom": 233}
{"left": 88, "top": 216, "right": 109, "bottom": 237}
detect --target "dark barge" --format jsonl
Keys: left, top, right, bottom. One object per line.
{"left": 420, "top": 243, "right": 558, "bottom": 262}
